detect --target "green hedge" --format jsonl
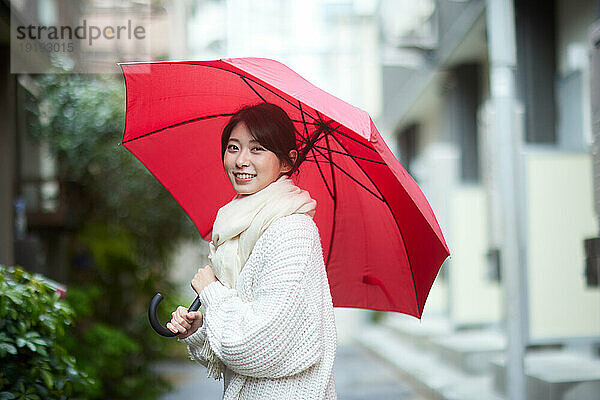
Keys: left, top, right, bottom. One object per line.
{"left": 0, "top": 266, "right": 94, "bottom": 400}
{"left": 0, "top": 263, "right": 173, "bottom": 400}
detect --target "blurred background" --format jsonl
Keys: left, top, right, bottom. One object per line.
{"left": 1, "top": 0, "right": 599, "bottom": 399}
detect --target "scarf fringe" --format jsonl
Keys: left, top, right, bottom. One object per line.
{"left": 201, "top": 337, "right": 224, "bottom": 380}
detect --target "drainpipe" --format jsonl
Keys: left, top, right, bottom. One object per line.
{"left": 485, "top": 1, "right": 526, "bottom": 399}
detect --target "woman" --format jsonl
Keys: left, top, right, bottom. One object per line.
{"left": 167, "top": 102, "right": 337, "bottom": 400}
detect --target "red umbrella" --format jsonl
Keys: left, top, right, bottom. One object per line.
{"left": 120, "top": 58, "right": 449, "bottom": 332}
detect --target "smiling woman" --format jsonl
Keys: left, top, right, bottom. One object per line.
{"left": 223, "top": 124, "right": 289, "bottom": 195}
{"left": 221, "top": 104, "right": 299, "bottom": 196}
{"left": 166, "top": 102, "right": 337, "bottom": 400}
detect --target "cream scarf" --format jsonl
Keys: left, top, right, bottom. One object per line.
{"left": 201, "top": 175, "right": 316, "bottom": 379}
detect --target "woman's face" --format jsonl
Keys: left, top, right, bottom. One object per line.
{"left": 223, "top": 123, "right": 291, "bottom": 196}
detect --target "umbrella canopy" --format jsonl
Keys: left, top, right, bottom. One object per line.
{"left": 120, "top": 58, "right": 449, "bottom": 318}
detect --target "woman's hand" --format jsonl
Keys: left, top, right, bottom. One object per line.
{"left": 167, "top": 306, "right": 203, "bottom": 339}
{"left": 191, "top": 265, "right": 217, "bottom": 295}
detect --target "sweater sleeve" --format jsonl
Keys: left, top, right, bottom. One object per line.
{"left": 199, "top": 216, "right": 325, "bottom": 379}
{"left": 179, "top": 324, "right": 209, "bottom": 368}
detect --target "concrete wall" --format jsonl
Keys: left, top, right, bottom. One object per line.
{"left": 525, "top": 152, "right": 599, "bottom": 341}
{"left": 448, "top": 185, "right": 502, "bottom": 326}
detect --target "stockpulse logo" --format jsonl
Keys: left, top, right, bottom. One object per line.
{"left": 15, "top": 19, "right": 146, "bottom": 47}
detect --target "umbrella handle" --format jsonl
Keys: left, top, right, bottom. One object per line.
{"left": 148, "top": 293, "right": 202, "bottom": 337}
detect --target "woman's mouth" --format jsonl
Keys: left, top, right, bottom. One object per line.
{"left": 234, "top": 172, "right": 256, "bottom": 182}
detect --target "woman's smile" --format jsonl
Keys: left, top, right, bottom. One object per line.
{"left": 223, "top": 123, "right": 290, "bottom": 196}
{"left": 233, "top": 172, "right": 257, "bottom": 183}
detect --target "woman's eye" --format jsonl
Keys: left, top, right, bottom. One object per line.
{"left": 227, "top": 144, "right": 238, "bottom": 151}
{"left": 252, "top": 146, "right": 265, "bottom": 152}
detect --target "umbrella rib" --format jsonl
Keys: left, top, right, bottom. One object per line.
{"left": 332, "top": 130, "right": 379, "bottom": 153}
{"left": 125, "top": 62, "right": 371, "bottom": 149}
{"left": 310, "top": 146, "right": 385, "bottom": 202}
{"left": 292, "top": 119, "right": 320, "bottom": 126}
{"left": 301, "top": 102, "right": 334, "bottom": 200}
{"left": 330, "top": 134, "right": 421, "bottom": 316}
{"left": 318, "top": 122, "right": 341, "bottom": 142}
{"left": 122, "top": 113, "right": 236, "bottom": 144}
{"left": 314, "top": 113, "right": 344, "bottom": 142}
{"left": 309, "top": 146, "right": 335, "bottom": 200}
{"left": 298, "top": 109, "right": 336, "bottom": 168}
{"left": 305, "top": 116, "right": 344, "bottom": 149}
{"left": 324, "top": 134, "right": 338, "bottom": 266}
{"left": 183, "top": 62, "right": 321, "bottom": 123}
{"left": 298, "top": 102, "right": 311, "bottom": 143}
{"left": 240, "top": 76, "right": 268, "bottom": 103}
{"left": 315, "top": 110, "right": 326, "bottom": 127}
{"left": 311, "top": 144, "right": 386, "bottom": 165}
{"left": 313, "top": 110, "right": 376, "bottom": 157}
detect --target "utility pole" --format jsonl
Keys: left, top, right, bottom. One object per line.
{"left": 485, "top": 1, "right": 527, "bottom": 399}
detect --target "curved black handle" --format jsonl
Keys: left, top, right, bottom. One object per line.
{"left": 148, "top": 293, "right": 201, "bottom": 337}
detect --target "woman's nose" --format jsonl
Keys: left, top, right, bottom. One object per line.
{"left": 236, "top": 149, "right": 250, "bottom": 167}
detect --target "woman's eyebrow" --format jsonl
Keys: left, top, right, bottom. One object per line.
{"left": 228, "top": 138, "right": 260, "bottom": 144}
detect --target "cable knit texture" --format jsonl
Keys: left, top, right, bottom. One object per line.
{"left": 181, "top": 214, "right": 337, "bottom": 399}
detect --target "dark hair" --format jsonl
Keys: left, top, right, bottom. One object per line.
{"left": 221, "top": 103, "right": 300, "bottom": 176}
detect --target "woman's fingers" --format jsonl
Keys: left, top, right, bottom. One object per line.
{"left": 170, "top": 309, "right": 191, "bottom": 333}
{"left": 176, "top": 306, "right": 196, "bottom": 325}
{"left": 166, "top": 307, "right": 204, "bottom": 339}
{"left": 166, "top": 321, "right": 179, "bottom": 334}
{"left": 191, "top": 265, "right": 217, "bottom": 295}
{"left": 168, "top": 306, "right": 203, "bottom": 337}
{"left": 168, "top": 320, "right": 186, "bottom": 333}
{"left": 187, "top": 311, "right": 201, "bottom": 320}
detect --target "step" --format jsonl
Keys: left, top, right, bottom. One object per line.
{"left": 491, "top": 351, "right": 600, "bottom": 400}
{"left": 384, "top": 314, "right": 505, "bottom": 375}
{"left": 356, "top": 324, "right": 504, "bottom": 400}
{"left": 429, "top": 330, "right": 506, "bottom": 375}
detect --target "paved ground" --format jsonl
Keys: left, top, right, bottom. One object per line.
{"left": 155, "top": 343, "right": 427, "bottom": 400}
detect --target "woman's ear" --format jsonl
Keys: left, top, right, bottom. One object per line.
{"left": 281, "top": 149, "right": 298, "bottom": 173}
{"left": 289, "top": 149, "right": 298, "bottom": 166}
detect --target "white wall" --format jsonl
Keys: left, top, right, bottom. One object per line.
{"left": 448, "top": 185, "right": 502, "bottom": 326}
{"left": 410, "top": 110, "right": 453, "bottom": 317}
{"left": 525, "top": 152, "right": 600, "bottom": 340}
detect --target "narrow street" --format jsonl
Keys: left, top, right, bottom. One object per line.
{"left": 156, "top": 343, "right": 426, "bottom": 400}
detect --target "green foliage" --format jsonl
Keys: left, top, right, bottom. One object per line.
{"left": 0, "top": 266, "right": 95, "bottom": 400}
{"left": 33, "top": 74, "right": 124, "bottom": 180}
{"left": 30, "top": 73, "right": 195, "bottom": 265}
{"left": 62, "top": 224, "right": 173, "bottom": 399}
{"left": 73, "top": 222, "right": 176, "bottom": 351}
{"left": 20, "top": 74, "right": 197, "bottom": 398}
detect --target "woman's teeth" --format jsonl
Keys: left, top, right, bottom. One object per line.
{"left": 235, "top": 173, "right": 255, "bottom": 179}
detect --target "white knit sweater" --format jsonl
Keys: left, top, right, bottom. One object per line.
{"left": 181, "top": 214, "right": 337, "bottom": 399}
